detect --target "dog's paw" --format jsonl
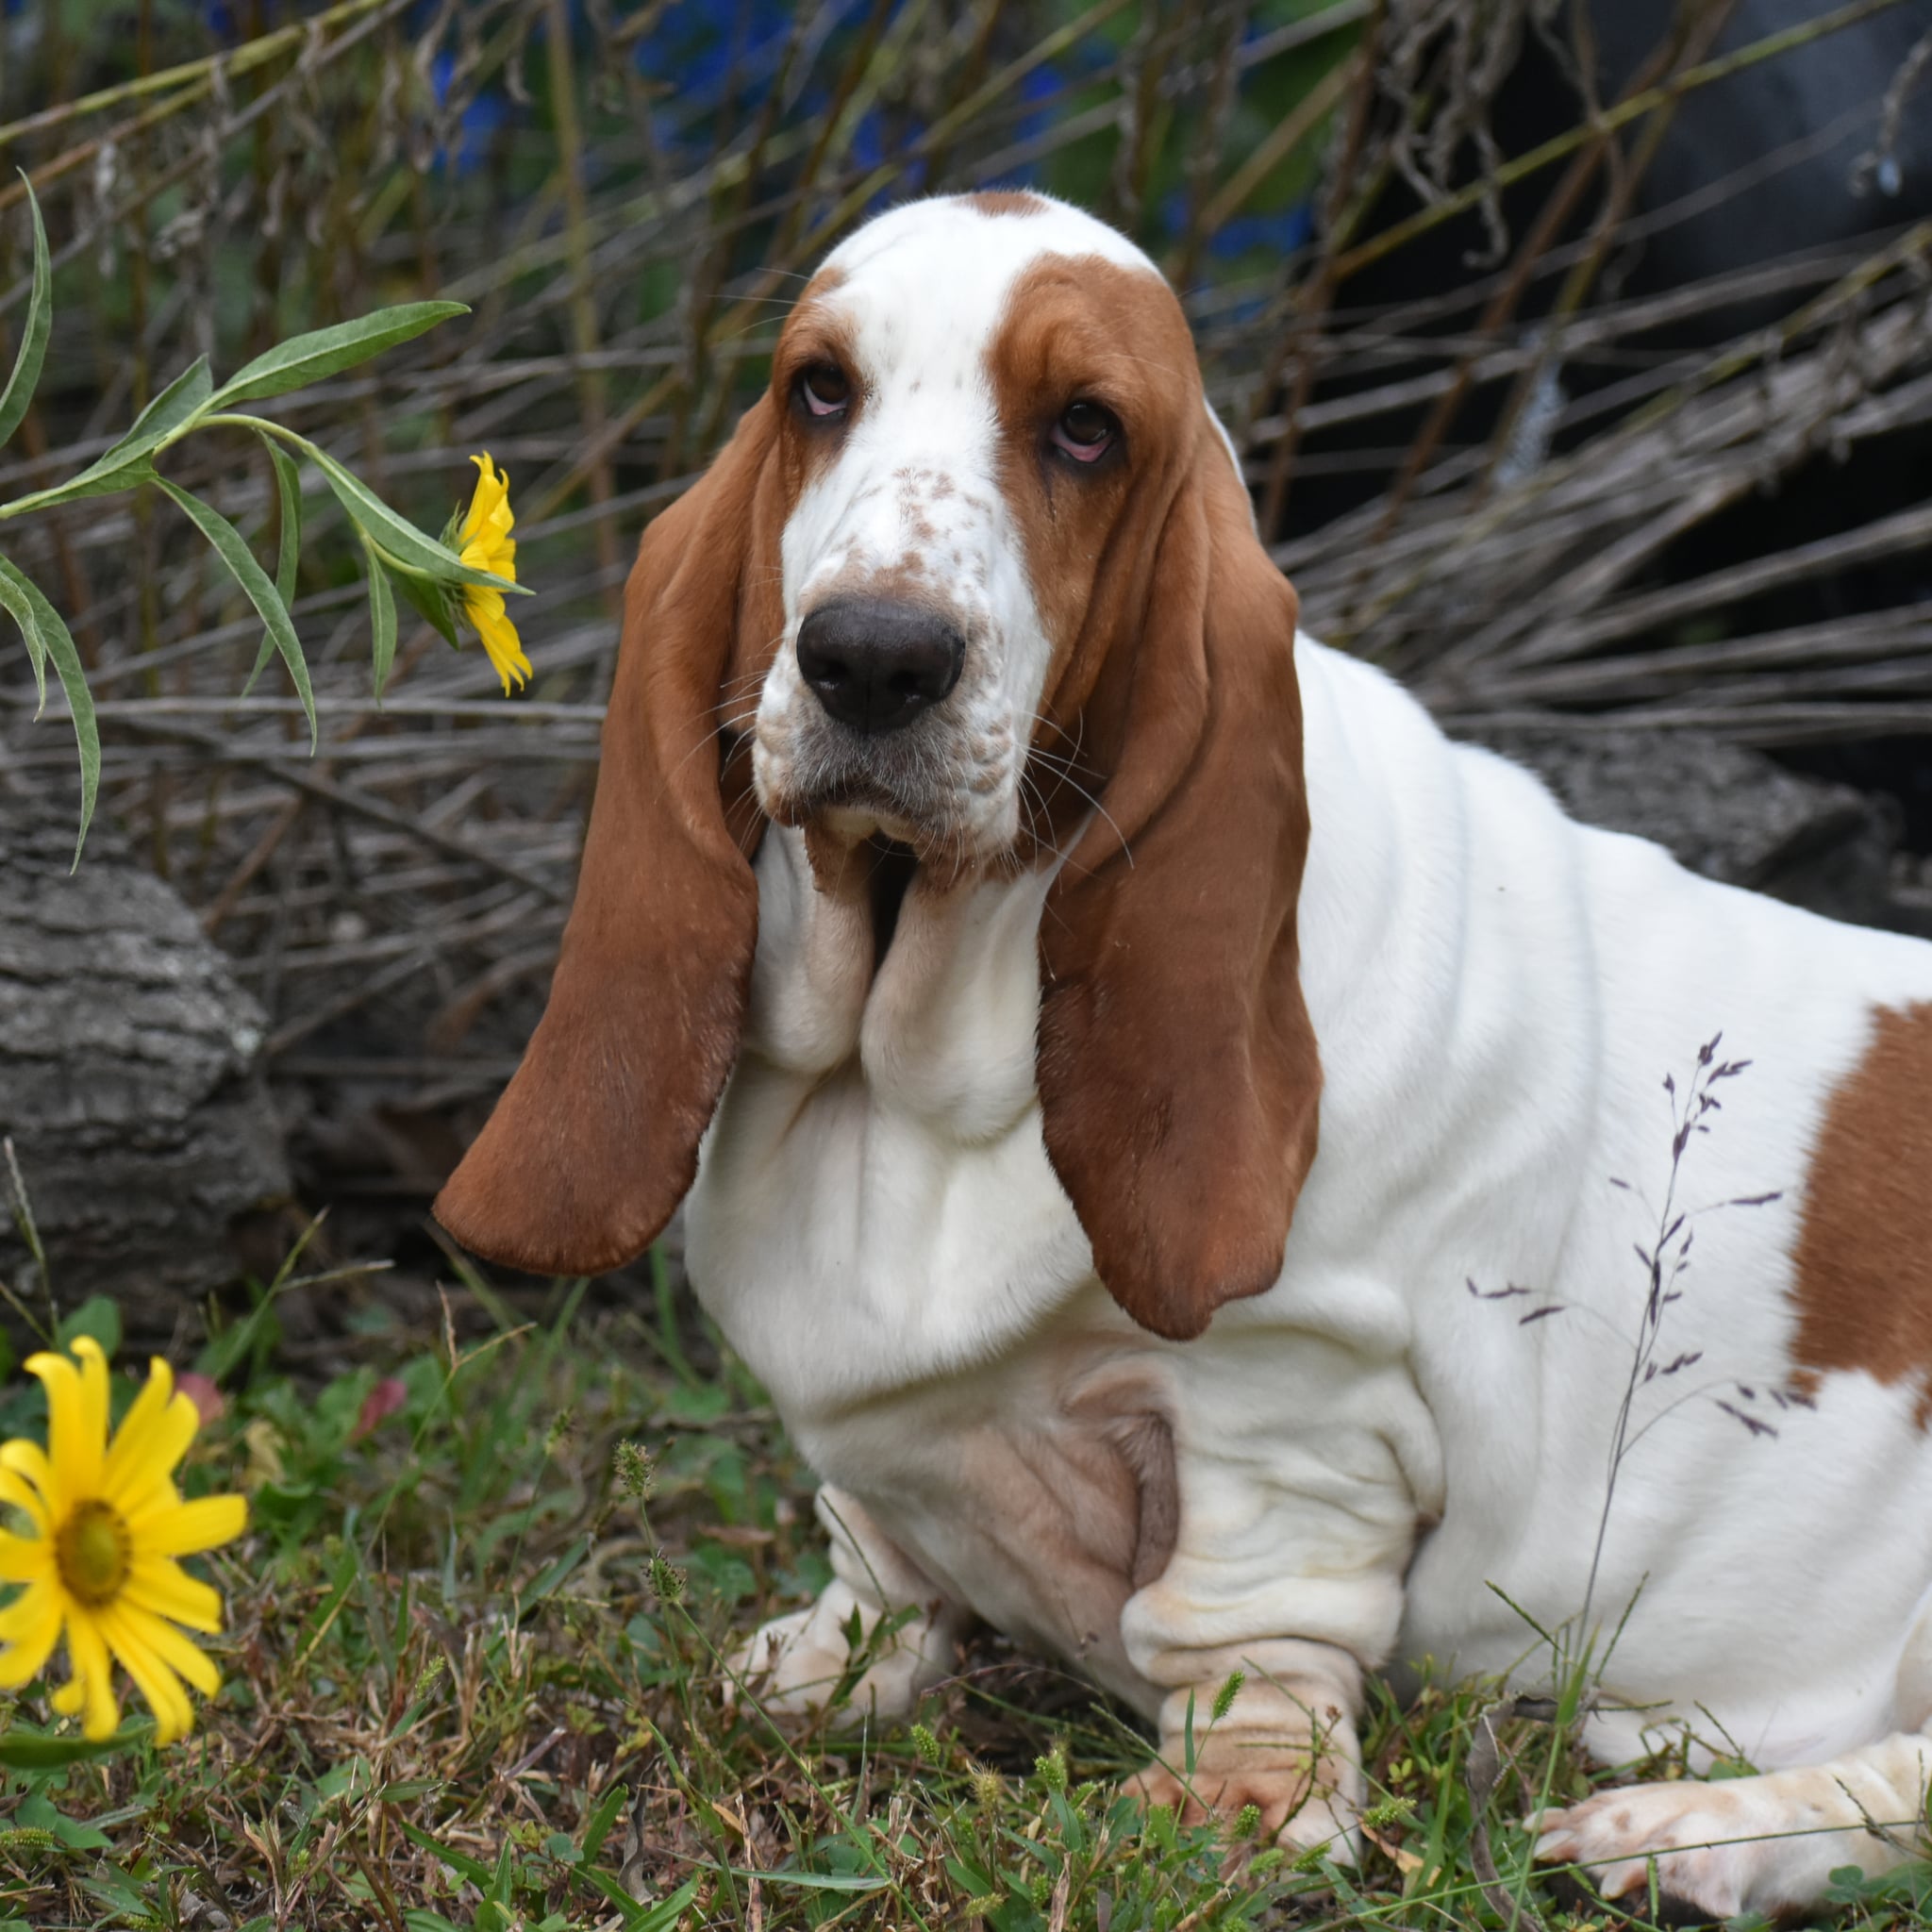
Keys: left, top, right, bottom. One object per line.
{"left": 726, "top": 1591, "right": 947, "bottom": 1724}
{"left": 1534, "top": 1781, "right": 1762, "bottom": 1920}
{"left": 1127, "top": 1756, "right": 1359, "bottom": 1863}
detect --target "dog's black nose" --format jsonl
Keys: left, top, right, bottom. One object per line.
{"left": 796, "top": 598, "right": 965, "bottom": 736}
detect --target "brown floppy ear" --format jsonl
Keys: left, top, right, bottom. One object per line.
{"left": 434, "top": 399, "right": 782, "bottom": 1274}
{"left": 1037, "top": 425, "right": 1321, "bottom": 1342}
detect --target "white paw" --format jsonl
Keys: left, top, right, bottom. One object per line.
{"left": 1127, "top": 1754, "right": 1361, "bottom": 1865}
{"left": 1534, "top": 1782, "right": 1760, "bottom": 1919}
{"left": 727, "top": 1590, "right": 949, "bottom": 1724}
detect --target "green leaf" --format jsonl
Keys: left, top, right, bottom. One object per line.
{"left": 242, "top": 432, "right": 304, "bottom": 699}
{"left": 579, "top": 1781, "right": 627, "bottom": 1864}
{"left": 0, "top": 172, "right": 52, "bottom": 450}
{"left": 580, "top": 1872, "right": 700, "bottom": 1931}
{"left": 211, "top": 300, "right": 468, "bottom": 407}
{"left": 0, "top": 548, "right": 45, "bottom": 713}
{"left": 388, "top": 555, "right": 460, "bottom": 648}
{"left": 156, "top": 476, "right": 314, "bottom": 749}
{"left": 19, "top": 358, "right": 214, "bottom": 515}
{"left": 365, "top": 541, "right": 397, "bottom": 704}
{"left": 0, "top": 1725, "right": 141, "bottom": 1770}
{"left": 6, "top": 456, "right": 158, "bottom": 512}
{"left": 399, "top": 1822, "right": 492, "bottom": 1889}
{"left": 95, "top": 355, "right": 211, "bottom": 469}
{"left": 306, "top": 442, "right": 525, "bottom": 594}
{"left": 0, "top": 555, "right": 98, "bottom": 863}
{"left": 58, "top": 1293, "right": 121, "bottom": 1358}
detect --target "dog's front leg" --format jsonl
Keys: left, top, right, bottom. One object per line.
{"left": 1116, "top": 1393, "right": 1421, "bottom": 1861}
{"left": 731, "top": 1486, "right": 968, "bottom": 1724}
{"left": 1124, "top": 1637, "right": 1366, "bottom": 1859}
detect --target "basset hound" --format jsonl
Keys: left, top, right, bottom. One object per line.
{"left": 436, "top": 192, "right": 1932, "bottom": 1918}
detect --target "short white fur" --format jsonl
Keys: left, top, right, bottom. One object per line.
{"left": 691, "top": 193, "right": 1932, "bottom": 1918}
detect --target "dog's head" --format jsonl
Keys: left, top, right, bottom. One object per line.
{"left": 434, "top": 192, "right": 1320, "bottom": 1341}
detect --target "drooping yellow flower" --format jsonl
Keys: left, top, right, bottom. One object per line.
{"left": 458, "top": 452, "right": 530, "bottom": 695}
{"left": 0, "top": 1338, "right": 246, "bottom": 1744}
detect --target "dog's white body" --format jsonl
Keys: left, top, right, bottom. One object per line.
{"left": 698, "top": 640, "right": 1932, "bottom": 1908}
{"left": 441, "top": 192, "right": 1932, "bottom": 1915}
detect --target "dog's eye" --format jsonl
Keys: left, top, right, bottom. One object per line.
{"left": 1051, "top": 400, "right": 1117, "bottom": 463}
{"left": 798, "top": 364, "right": 852, "bottom": 420}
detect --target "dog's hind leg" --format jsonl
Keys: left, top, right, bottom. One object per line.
{"left": 1533, "top": 1731, "right": 1932, "bottom": 1919}
{"left": 728, "top": 1487, "right": 969, "bottom": 1723}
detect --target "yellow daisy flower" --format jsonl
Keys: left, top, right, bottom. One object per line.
{"left": 458, "top": 452, "right": 530, "bottom": 695}
{"left": 0, "top": 1337, "right": 246, "bottom": 1744}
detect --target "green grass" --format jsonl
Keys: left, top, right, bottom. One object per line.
{"left": 3, "top": 1249, "right": 1931, "bottom": 1931}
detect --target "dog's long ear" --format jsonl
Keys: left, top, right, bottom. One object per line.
{"left": 1037, "top": 424, "right": 1321, "bottom": 1341}
{"left": 434, "top": 399, "right": 782, "bottom": 1274}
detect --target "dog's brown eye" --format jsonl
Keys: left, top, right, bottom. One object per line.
{"left": 798, "top": 364, "right": 851, "bottom": 420}
{"left": 1052, "top": 400, "right": 1116, "bottom": 462}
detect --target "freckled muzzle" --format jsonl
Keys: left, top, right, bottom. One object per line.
{"left": 795, "top": 595, "right": 966, "bottom": 736}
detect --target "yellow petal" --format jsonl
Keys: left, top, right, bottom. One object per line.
{"left": 114, "top": 1601, "right": 219, "bottom": 1699}
{"left": 125, "top": 1492, "right": 246, "bottom": 1557}
{"left": 98, "top": 1605, "right": 192, "bottom": 1745}
{"left": 63, "top": 1612, "right": 121, "bottom": 1740}
{"left": 101, "top": 1358, "right": 178, "bottom": 1506}
{"left": 0, "top": 1464, "right": 49, "bottom": 1533}
{"left": 0, "top": 1581, "right": 63, "bottom": 1687}
{"left": 24, "top": 1353, "right": 99, "bottom": 1505}
{"left": 49, "top": 1675, "right": 84, "bottom": 1715}
{"left": 103, "top": 1390, "right": 198, "bottom": 1516}
{"left": 0, "top": 1441, "right": 60, "bottom": 1521}
{"left": 476, "top": 610, "right": 531, "bottom": 694}
{"left": 0, "top": 1528, "right": 50, "bottom": 1582}
{"left": 74, "top": 1337, "right": 109, "bottom": 1461}
{"left": 124, "top": 1557, "right": 223, "bottom": 1634}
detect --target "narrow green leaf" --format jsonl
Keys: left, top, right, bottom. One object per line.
{"left": 211, "top": 300, "right": 468, "bottom": 407}
{"left": 306, "top": 442, "right": 525, "bottom": 593}
{"left": 0, "top": 172, "right": 52, "bottom": 449}
{"left": 155, "top": 476, "right": 315, "bottom": 748}
{"left": 0, "top": 547, "right": 46, "bottom": 713}
{"left": 94, "top": 355, "right": 211, "bottom": 469}
{"left": 268, "top": 438, "right": 302, "bottom": 606}
{"left": 0, "top": 555, "right": 97, "bottom": 863}
{"left": 6, "top": 457, "right": 157, "bottom": 514}
{"left": 398, "top": 1821, "right": 492, "bottom": 1889}
{"left": 19, "top": 358, "right": 215, "bottom": 515}
{"left": 0, "top": 1728, "right": 140, "bottom": 1771}
{"left": 242, "top": 431, "right": 304, "bottom": 698}
{"left": 579, "top": 1781, "right": 627, "bottom": 1865}
{"left": 366, "top": 540, "right": 397, "bottom": 703}
{"left": 388, "top": 555, "right": 461, "bottom": 648}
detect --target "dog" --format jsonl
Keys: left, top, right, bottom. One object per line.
{"left": 436, "top": 191, "right": 1932, "bottom": 1919}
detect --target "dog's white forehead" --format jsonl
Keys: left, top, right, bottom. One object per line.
{"left": 816, "top": 194, "right": 1165, "bottom": 387}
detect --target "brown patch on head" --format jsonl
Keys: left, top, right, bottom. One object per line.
{"left": 984, "top": 255, "right": 1202, "bottom": 697}
{"left": 769, "top": 265, "right": 859, "bottom": 503}
{"left": 979, "top": 251, "right": 1322, "bottom": 1341}
{"left": 1792, "top": 1003, "right": 1932, "bottom": 1422}
{"left": 969, "top": 189, "right": 1051, "bottom": 218}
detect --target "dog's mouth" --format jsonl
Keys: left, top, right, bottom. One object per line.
{"left": 864, "top": 836, "right": 920, "bottom": 963}
{"left": 787, "top": 768, "right": 956, "bottom": 861}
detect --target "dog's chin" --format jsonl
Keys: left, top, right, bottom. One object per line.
{"left": 763, "top": 779, "right": 1008, "bottom": 878}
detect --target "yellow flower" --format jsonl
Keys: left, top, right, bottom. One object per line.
{"left": 0, "top": 1337, "right": 246, "bottom": 1744}
{"left": 458, "top": 452, "right": 530, "bottom": 695}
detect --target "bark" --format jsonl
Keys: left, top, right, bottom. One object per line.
{"left": 0, "top": 791, "right": 291, "bottom": 1308}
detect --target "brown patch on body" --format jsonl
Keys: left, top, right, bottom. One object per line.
{"left": 1792, "top": 1002, "right": 1932, "bottom": 1422}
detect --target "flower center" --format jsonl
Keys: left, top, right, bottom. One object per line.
{"left": 56, "top": 1500, "right": 131, "bottom": 1607}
